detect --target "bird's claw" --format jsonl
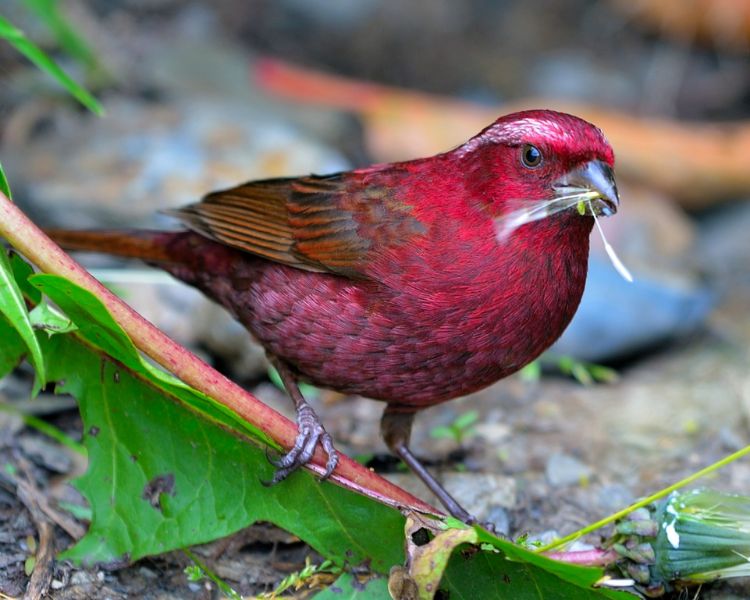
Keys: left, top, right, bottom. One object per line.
{"left": 267, "top": 401, "right": 338, "bottom": 484}
{"left": 450, "top": 507, "right": 498, "bottom": 534}
{"left": 464, "top": 516, "right": 498, "bottom": 534}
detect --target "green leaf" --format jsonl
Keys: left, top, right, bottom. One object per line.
{"left": 29, "top": 299, "right": 78, "bottom": 336}
{"left": 440, "top": 529, "right": 634, "bottom": 599}
{"left": 429, "top": 425, "right": 455, "bottom": 440}
{"left": 57, "top": 500, "right": 92, "bottom": 522}
{"left": 0, "top": 265, "right": 638, "bottom": 595}
{"left": 519, "top": 360, "right": 541, "bottom": 382}
{"left": 0, "top": 314, "right": 26, "bottom": 378}
{"left": 20, "top": 0, "right": 100, "bottom": 71}
{"left": 25, "top": 275, "right": 404, "bottom": 568}
{"left": 30, "top": 274, "right": 272, "bottom": 444}
{"left": 314, "top": 573, "right": 390, "bottom": 598}
{"left": 556, "top": 356, "right": 619, "bottom": 386}
{"left": 0, "top": 13, "right": 103, "bottom": 115}
{"left": 0, "top": 160, "right": 11, "bottom": 200}
{"left": 268, "top": 364, "right": 320, "bottom": 399}
{"left": 0, "top": 249, "right": 45, "bottom": 393}
{"left": 453, "top": 409, "right": 479, "bottom": 431}
{"left": 10, "top": 252, "right": 41, "bottom": 304}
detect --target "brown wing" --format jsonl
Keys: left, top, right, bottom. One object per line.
{"left": 167, "top": 172, "right": 423, "bottom": 279}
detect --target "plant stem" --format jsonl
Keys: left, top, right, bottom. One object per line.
{"left": 183, "top": 548, "right": 241, "bottom": 600}
{"left": 536, "top": 443, "right": 750, "bottom": 553}
{"left": 544, "top": 548, "right": 619, "bottom": 566}
{"left": 0, "top": 403, "right": 86, "bottom": 455}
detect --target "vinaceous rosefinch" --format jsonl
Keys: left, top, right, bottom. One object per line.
{"left": 46, "top": 109, "right": 619, "bottom": 524}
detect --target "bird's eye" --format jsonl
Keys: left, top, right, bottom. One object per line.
{"left": 521, "top": 144, "right": 543, "bottom": 168}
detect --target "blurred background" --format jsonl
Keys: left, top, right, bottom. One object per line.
{"left": 1, "top": 0, "right": 750, "bottom": 597}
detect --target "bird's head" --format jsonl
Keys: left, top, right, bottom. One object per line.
{"left": 456, "top": 109, "right": 618, "bottom": 233}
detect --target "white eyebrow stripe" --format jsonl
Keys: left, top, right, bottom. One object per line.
{"left": 455, "top": 116, "right": 579, "bottom": 157}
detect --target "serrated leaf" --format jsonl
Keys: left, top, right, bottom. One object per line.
{"left": 2, "top": 267, "right": 638, "bottom": 596}
{"left": 0, "top": 249, "right": 45, "bottom": 393}
{"left": 25, "top": 275, "right": 404, "bottom": 568}
{"left": 0, "top": 13, "right": 103, "bottom": 115}
{"left": 29, "top": 274, "right": 273, "bottom": 445}
{"left": 47, "top": 328, "right": 406, "bottom": 568}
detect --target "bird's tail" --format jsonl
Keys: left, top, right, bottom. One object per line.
{"left": 44, "top": 229, "right": 177, "bottom": 263}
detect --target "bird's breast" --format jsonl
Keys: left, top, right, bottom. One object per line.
{"left": 167, "top": 227, "right": 590, "bottom": 408}
{"left": 236, "top": 231, "right": 588, "bottom": 407}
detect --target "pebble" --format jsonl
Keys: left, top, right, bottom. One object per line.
{"left": 597, "top": 483, "right": 635, "bottom": 513}
{"left": 545, "top": 452, "right": 593, "bottom": 488}
{"left": 483, "top": 505, "right": 511, "bottom": 537}
{"left": 386, "top": 471, "right": 517, "bottom": 524}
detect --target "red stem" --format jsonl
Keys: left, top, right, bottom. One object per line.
{"left": 0, "top": 192, "right": 436, "bottom": 513}
{"left": 544, "top": 549, "right": 620, "bottom": 567}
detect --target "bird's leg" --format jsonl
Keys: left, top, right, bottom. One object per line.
{"left": 267, "top": 356, "right": 338, "bottom": 484}
{"left": 381, "top": 407, "right": 479, "bottom": 526}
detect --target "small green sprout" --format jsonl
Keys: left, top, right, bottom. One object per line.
{"left": 519, "top": 357, "right": 617, "bottom": 386}
{"left": 519, "top": 360, "right": 542, "bottom": 382}
{"left": 430, "top": 410, "right": 479, "bottom": 445}
{"left": 184, "top": 564, "right": 203, "bottom": 582}
{"left": 557, "top": 356, "right": 618, "bottom": 386}
{"left": 183, "top": 549, "right": 241, "bottom": 599}
{"left": 261, "top": 557, "right": 340, "bottom": 598}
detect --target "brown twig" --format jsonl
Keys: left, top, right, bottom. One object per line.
{"left": 31, "top": 492, "right": 86, "bottom": 541}
{"left": 14, "top": 457, "right": 56, "bottom": 600}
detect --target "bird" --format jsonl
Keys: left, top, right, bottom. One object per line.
{"left": 45, "top": 109, "right": 619, "bottom": 525}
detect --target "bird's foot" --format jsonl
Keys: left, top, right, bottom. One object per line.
{"left": 437, "top": 497, "right": 496, "bottom": 533}
{"left": 267, "top": 400, "right": 338, "bottom": 484}
{"left": 461, "top": 513, "right": 498, "bottom": 535}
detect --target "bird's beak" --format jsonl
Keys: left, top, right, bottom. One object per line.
{"left": 555, "top": 160, "right": 619, "bottom": 217}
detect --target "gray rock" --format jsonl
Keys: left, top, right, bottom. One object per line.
{"left": 550, "top": 258, "right": 715, "bottom": 362}
{"left": 545, "top": 452, "right": 593, "bottom": 487}
{"left": 5, "top": 96, "right": 349, "bottom": 229}
{"left": 597, "top": 483, "right": 635, "bottom": 513}
{"left": 550, "top": 185, "right": 715, "bottom": 362}
{"left": 386, "top": 471, "right": 517, "bottom": 524}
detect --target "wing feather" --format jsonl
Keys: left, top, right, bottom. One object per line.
{"left": 168, "top": 172, "right": 422, "bottom": 278}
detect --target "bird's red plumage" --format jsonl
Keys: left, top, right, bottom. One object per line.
{"left": 45, "top": 110, "right": 618, "bottom": 516}
{"left": 141, "top": 110, "right": 613, "bottom": 409}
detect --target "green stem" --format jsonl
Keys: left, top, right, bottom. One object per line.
{"left": 183, "top": 548, "right": 240, "bottom": 600}
{"left": 0, "top": 403, "right": 86, "bottom": 455}
{"left": 537, "top": 443, "right": 750, "bottom": 553}
{"left": 25, "top": 413, "right": 86, "bottom": 456}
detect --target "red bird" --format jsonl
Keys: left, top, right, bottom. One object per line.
{"left": 47, "top": 110, "right": 618, "bottom": 524}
